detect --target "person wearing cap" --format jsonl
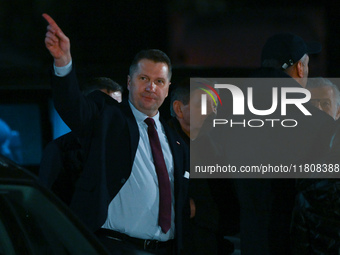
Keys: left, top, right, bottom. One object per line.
{"left": 225, "top": 33, "right": 336, "bottom": 255}
{"left": 260, "top": 33, "right": 322, "bottom": 88}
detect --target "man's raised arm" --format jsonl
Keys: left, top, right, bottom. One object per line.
{"left": 43, "top": 13, "right": 71, "bottom": 67}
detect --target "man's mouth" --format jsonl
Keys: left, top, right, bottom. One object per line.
{"left": 142, "top": 94, "right": 156, "bottom": 101}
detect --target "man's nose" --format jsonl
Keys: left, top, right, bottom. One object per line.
{"left": 146, "top": 81, "right": 156, "bottom": 92}
{"left": 312, "top": 100, "right": 322, "bottom": 111}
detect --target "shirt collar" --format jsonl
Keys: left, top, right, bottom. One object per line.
{"left": 128, "top": 101, "right": 160, "bottom": 125}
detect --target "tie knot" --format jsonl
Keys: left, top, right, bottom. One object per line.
{"left": 144, "top": 117, "right": 155, "bottom": 127}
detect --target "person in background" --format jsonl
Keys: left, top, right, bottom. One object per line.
{"left": 291, "top": 77, "right": 340, "bottom": 254}
{"left": 307, "top": 77, "right": 340, "bottom": 120}
{"left": 169, "top": 79, "right": 238, "bottom": 255}
{"left": 83, "top": 77, "right": 124, "bottom": 102}
{"left": 168, "top": 78, "right": 217, "bottom": 141}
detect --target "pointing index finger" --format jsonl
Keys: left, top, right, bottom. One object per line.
{"left": 42, "top": 13, "right": 60, "bottom": 30}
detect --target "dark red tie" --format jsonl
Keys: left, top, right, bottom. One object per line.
{"left": 144, "top": 117, "right": 171, "bottom": 233}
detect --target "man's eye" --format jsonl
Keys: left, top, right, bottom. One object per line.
{"left": 322, "top": 102, "right": 330, "bottom": 107}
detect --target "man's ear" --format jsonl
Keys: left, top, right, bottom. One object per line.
{"left": 335, "top": 106, "right": 340, "bottom": 120}
{"left": 165, "top": 82, "right": 171, "bottom": 98}
{"left": 173, "top": 100, "right": 183, "bottom": 119}
{"left": 296, "top": 61, "right": 304, "bottom": 78}
{"left": 127, "top": 75, "right": 131, "bottom": 91}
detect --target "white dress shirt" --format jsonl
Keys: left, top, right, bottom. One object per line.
{"left": 102, "top": 102, "right": 175, "bottom": 240}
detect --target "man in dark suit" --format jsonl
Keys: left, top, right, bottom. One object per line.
{"left": 169, "top": 79, "right": 238, "bottom": 255}
{"left": 43, "top": 13, "right": 189, "bottom": 255}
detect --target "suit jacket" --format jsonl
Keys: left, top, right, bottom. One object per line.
{"left": 39, "top": 131, "right": 83, "bottom": 205}
{"left": 50, "top": 67, "right": 190, "bottom": 253}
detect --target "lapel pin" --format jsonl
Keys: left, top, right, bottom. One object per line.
{"left": 176, "top": 141, "right": 180, "bottom": 145}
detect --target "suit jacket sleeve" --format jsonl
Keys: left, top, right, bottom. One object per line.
{"left": 50, "top": 66, "right": 104, "bottom": 137}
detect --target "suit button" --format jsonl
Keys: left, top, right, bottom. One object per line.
{"left": 121, "top": 178, "right": 126, "bottom": 184}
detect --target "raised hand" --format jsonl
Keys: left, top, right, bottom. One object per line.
{"left": 43, "top": 13, "right": 71, "bottom": 67}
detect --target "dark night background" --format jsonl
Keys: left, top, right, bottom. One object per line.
{"left": 0, "top": 0, "right": 340, "bottom": 171}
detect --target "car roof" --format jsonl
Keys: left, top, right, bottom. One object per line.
{"left": 0, "top": 154, "right": 111, "bottom": 254}
{"left": 0, "top": 154, "right": 38, "bottom": 183}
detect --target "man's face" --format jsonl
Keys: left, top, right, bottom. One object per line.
{"left": 186, "top": 89, "right": 217, "bottom": 136}
{"left": 309, "top": 86, "right": 340, "bottom": 120}
{"left": 174, "top": 88, "right": 217, "bottom": 139}
{"left": 127, "top": 59, "right": 170, "bottom": 116}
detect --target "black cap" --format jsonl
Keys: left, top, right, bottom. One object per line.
{"left": 261, "top": 33, "right": 321, "bottom": 70}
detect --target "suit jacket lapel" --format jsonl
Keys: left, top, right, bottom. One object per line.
{"left": 120, "top": 100, "right": 139, "bottom": 163}
{"left": 161, "top": 117, "right": 186, "bottom": 183}
{"left": 161, "top": 118, "right": 183, "bottom": 222}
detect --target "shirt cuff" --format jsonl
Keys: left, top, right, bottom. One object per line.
{"left": 53, "top": 60, "right": 73, "bottom": 77}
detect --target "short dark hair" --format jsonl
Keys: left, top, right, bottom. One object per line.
{"left": 129, "top": 49, "right": 172, "bottom": 79}
{"left": 83, "top": 77, "right": 123, "bottom": 96}
{"left": 170, "top": 78, "right": 191, "bottom": 117}
{"left": 170, "top": 78, "right": 219, "bottom": 117}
